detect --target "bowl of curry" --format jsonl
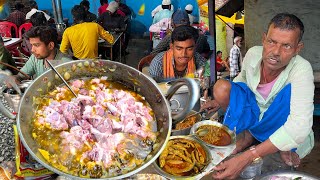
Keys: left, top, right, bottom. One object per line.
{"left": 171, "top": 110, "right": 201, "bottom": 136}
{"left": 153, "top": 136, "right": 212, "bottom": 179}
{"left": 190, "top": 120, "right": 236, "bottom": 148}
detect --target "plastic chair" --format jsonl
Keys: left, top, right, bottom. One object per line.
{"left": 0, "top": 21, "right": 18, "bottom": 38}
{"left": 18, "top": 23, "right": 33, "bottom": 38}
{"left": 18, "top": 23, "right": 33, "bottom": 57}
{"left": 137, "top": 54, "right": 156, "bottom": 76}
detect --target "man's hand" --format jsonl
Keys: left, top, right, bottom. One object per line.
{"left": 232, "top": 130, "right": 254, "bottom": 154}
{"left": 200, "top": 99, "right": 220, "bottom": 114}
{"left": 212, "top": 151, "right": 253, "bottom": 179}
{"left": 0, "top": 73, "right": 21, "bottom": 94}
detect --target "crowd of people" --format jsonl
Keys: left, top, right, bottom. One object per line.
{"left": 0, "top": 1, "right": 316, "bottom": 179}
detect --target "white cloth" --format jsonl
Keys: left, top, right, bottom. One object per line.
{"left": 149, "top": 18, "right": 172, "bottom": 33}
{"left": 151, "top": 4, "right": 174, "bottom": 17}
{"left": 26, "top": 8, "right": 51, "bottom": 20}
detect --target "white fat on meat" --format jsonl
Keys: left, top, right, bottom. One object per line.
{"left": 60, "top": 126, "right": 92, "bottom": 154}
{"left": 43, "top": 107, "right": 69, "bottom": 130}
{"left": 71, "top": 79, "right": 84, "bottom": 88}
{"left": 87, "top": 133, "right": 125, "bottom": 166}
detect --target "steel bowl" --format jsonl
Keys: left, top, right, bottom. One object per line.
{"left": 171, "top": 110, "right": 201, "bottom": 136}
{"left": 153, "top": 135, "right": 212, "bottom": 180}
{"left": 255, "top": 170, "right": 319, "bottom": 180}
{"left": 190, "top": 120, "right": 236, "bottom": 148}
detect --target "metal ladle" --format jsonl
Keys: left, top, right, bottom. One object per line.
{"left": 190, "top": 128, "right": 209, "bottom": 137}
{"left": 45, "top": 59, "right": 77, "bottom": 98}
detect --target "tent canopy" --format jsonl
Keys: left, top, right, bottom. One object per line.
{"left": 215, "top": 0, "right": 244, "bottom": 17}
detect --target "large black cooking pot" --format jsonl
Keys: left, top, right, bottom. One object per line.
{"left": 0, "top": 60, "right": 199, "bottom": 179}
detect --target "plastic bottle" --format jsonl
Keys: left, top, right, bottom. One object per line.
{"left": 160, "top": 21, "right": 166, "bottom": 39}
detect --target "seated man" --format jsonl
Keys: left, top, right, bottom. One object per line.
{"left": 151, "top": 10, "right": 211, "bottom": 58}
{"left": 25, "top": 1, "right": 52, "bottom": 22}
{"left": 7, "top": 3, "right": 26, "bottom": 28}
{"left": 60, "top": 5, "right": 114, "bottom": 60}
{"left": 14, "top": 26, "right": 71, "bottom": 82}
{"left": 216, "top": 50, "right": 229, "bottom": 72}
{"left": 201, "top": 13, "right": 313, "bottom": 179}
{"left": 97, "top": 1, "right": 126, "bottom": 32}
{"left": 148, "top": 25, "right": 206, "bottom": 82}
{"left": 115, "top": 0, "right": 131, "bottom": 16}
{"left": 80, "top": 0, "right": 97, "bottom": 22}
{"left": 98, "top": 0, "right": 109, "bottom": 16}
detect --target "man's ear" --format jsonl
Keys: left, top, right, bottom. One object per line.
{"left": 170, "top": 42, "right": 173, "bottom": 50}
{"left": 295, "top": 42, "right": 304, "bottom": 55}
{"left": 48, "top": 42, "right": 55, "bottom": 50}
{"left": 262, "top": 32, "right": 267, "bottom": 44}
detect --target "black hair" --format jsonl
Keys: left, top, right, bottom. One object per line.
{"left": 217, "top": 50, "right": 222, "bottom": 55}
{"left": 29, "top": 0, "right": 38, "bottom": 9}
{"left": 71, "top": 5, "right": 86, "bottom": 22}
{"left": 15, "top": 3, "right": 25, "bottom": 11}
{"left": 25, "top": 26, "right": 58, "bottom": 48}
{"left": 80, "top": 0, "right": 90, "bottom": 8}
{"left": 30, "top": 12, "right": 48, "bottom": 26}
{"left": 162, "top": 5, "right": 171, "bottom": 10}
{"left": 268, "top": 13, "right": 304, "bottom": 42}
{"left": 171, "top": 25, "right": 199, "bottom": 43}
{"left": 100, "top": 0, "right": 108, "bottom": 5}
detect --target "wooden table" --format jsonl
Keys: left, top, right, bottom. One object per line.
{"left": 98, "top": 32, "right": 123, "bottom": 62}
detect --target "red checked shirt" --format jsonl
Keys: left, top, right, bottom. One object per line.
{"left": 7, "top": 10, "right": 26, "bottom": 27}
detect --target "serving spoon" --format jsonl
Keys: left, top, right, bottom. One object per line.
{"left": 190, "top": 128, "right": 209, "bottom": 137}
{"left": 46, "top": 59, "right": 77, "bottom": 98}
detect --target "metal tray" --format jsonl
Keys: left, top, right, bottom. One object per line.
{"left": 190, "top": 120, "right": 236, "bottom": 148}
{"left": 256, "top": 170, "right": 319, "bottom": 180}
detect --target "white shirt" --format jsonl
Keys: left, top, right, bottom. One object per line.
{"left": 234, "top": 46, "right": 314, "bottom": 158}
{"left": 26, "top": 8, "right": 51, "bottom": 20}
{"left": 151, "top": 5, "right": 174, "bottom": 17}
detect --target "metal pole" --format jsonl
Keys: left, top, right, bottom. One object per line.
{"left": 55, "top": 0, "right": 63, "bottom": 24}
{"left": 51, "top": 0, "right": 59, "bottom": 24}
{"left": 208, "top": 0, "right": 217, "bottom": 85}
{"left": 51, "top": 0, "right": 65, "bottom": 34}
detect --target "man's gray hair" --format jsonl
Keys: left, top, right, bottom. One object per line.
{"left": 234, "top": 36, "right": 242, "bottom": 44}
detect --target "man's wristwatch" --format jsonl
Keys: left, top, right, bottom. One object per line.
{"left": 249, "top": 146, "right": 261, "bottom": 161}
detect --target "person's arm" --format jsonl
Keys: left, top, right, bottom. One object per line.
{"left": 151, "top": 5, "right": 161, "bottom": 17}
{"left": 98, "top": 24, "right": 114, "bottom": 44}
{"left": 15, "top": 56, "right": 36, "bottom": 81}
{"left": 149, "top": 20, "right": 163, "bottom": 33}
{"left": 151, "top": 35, "right": 171, "bottom": 55}
{"left": 213, "top": 139, "right": 279, "bottom": 179}
{"left": 59, "top": 29, "right": 71, "bottom": 54}
{"left": 270, "top": 60, "right": 314, "bottom": 155}
{"left": 148, "top": 53, "right": 164, "bottom": 82}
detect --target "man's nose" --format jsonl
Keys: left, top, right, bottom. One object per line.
{"left": 272, "top": 44, "right": 281, "bottom": 55}
{"left": 182, "top": 49, "right": 187, "bottom": 56}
